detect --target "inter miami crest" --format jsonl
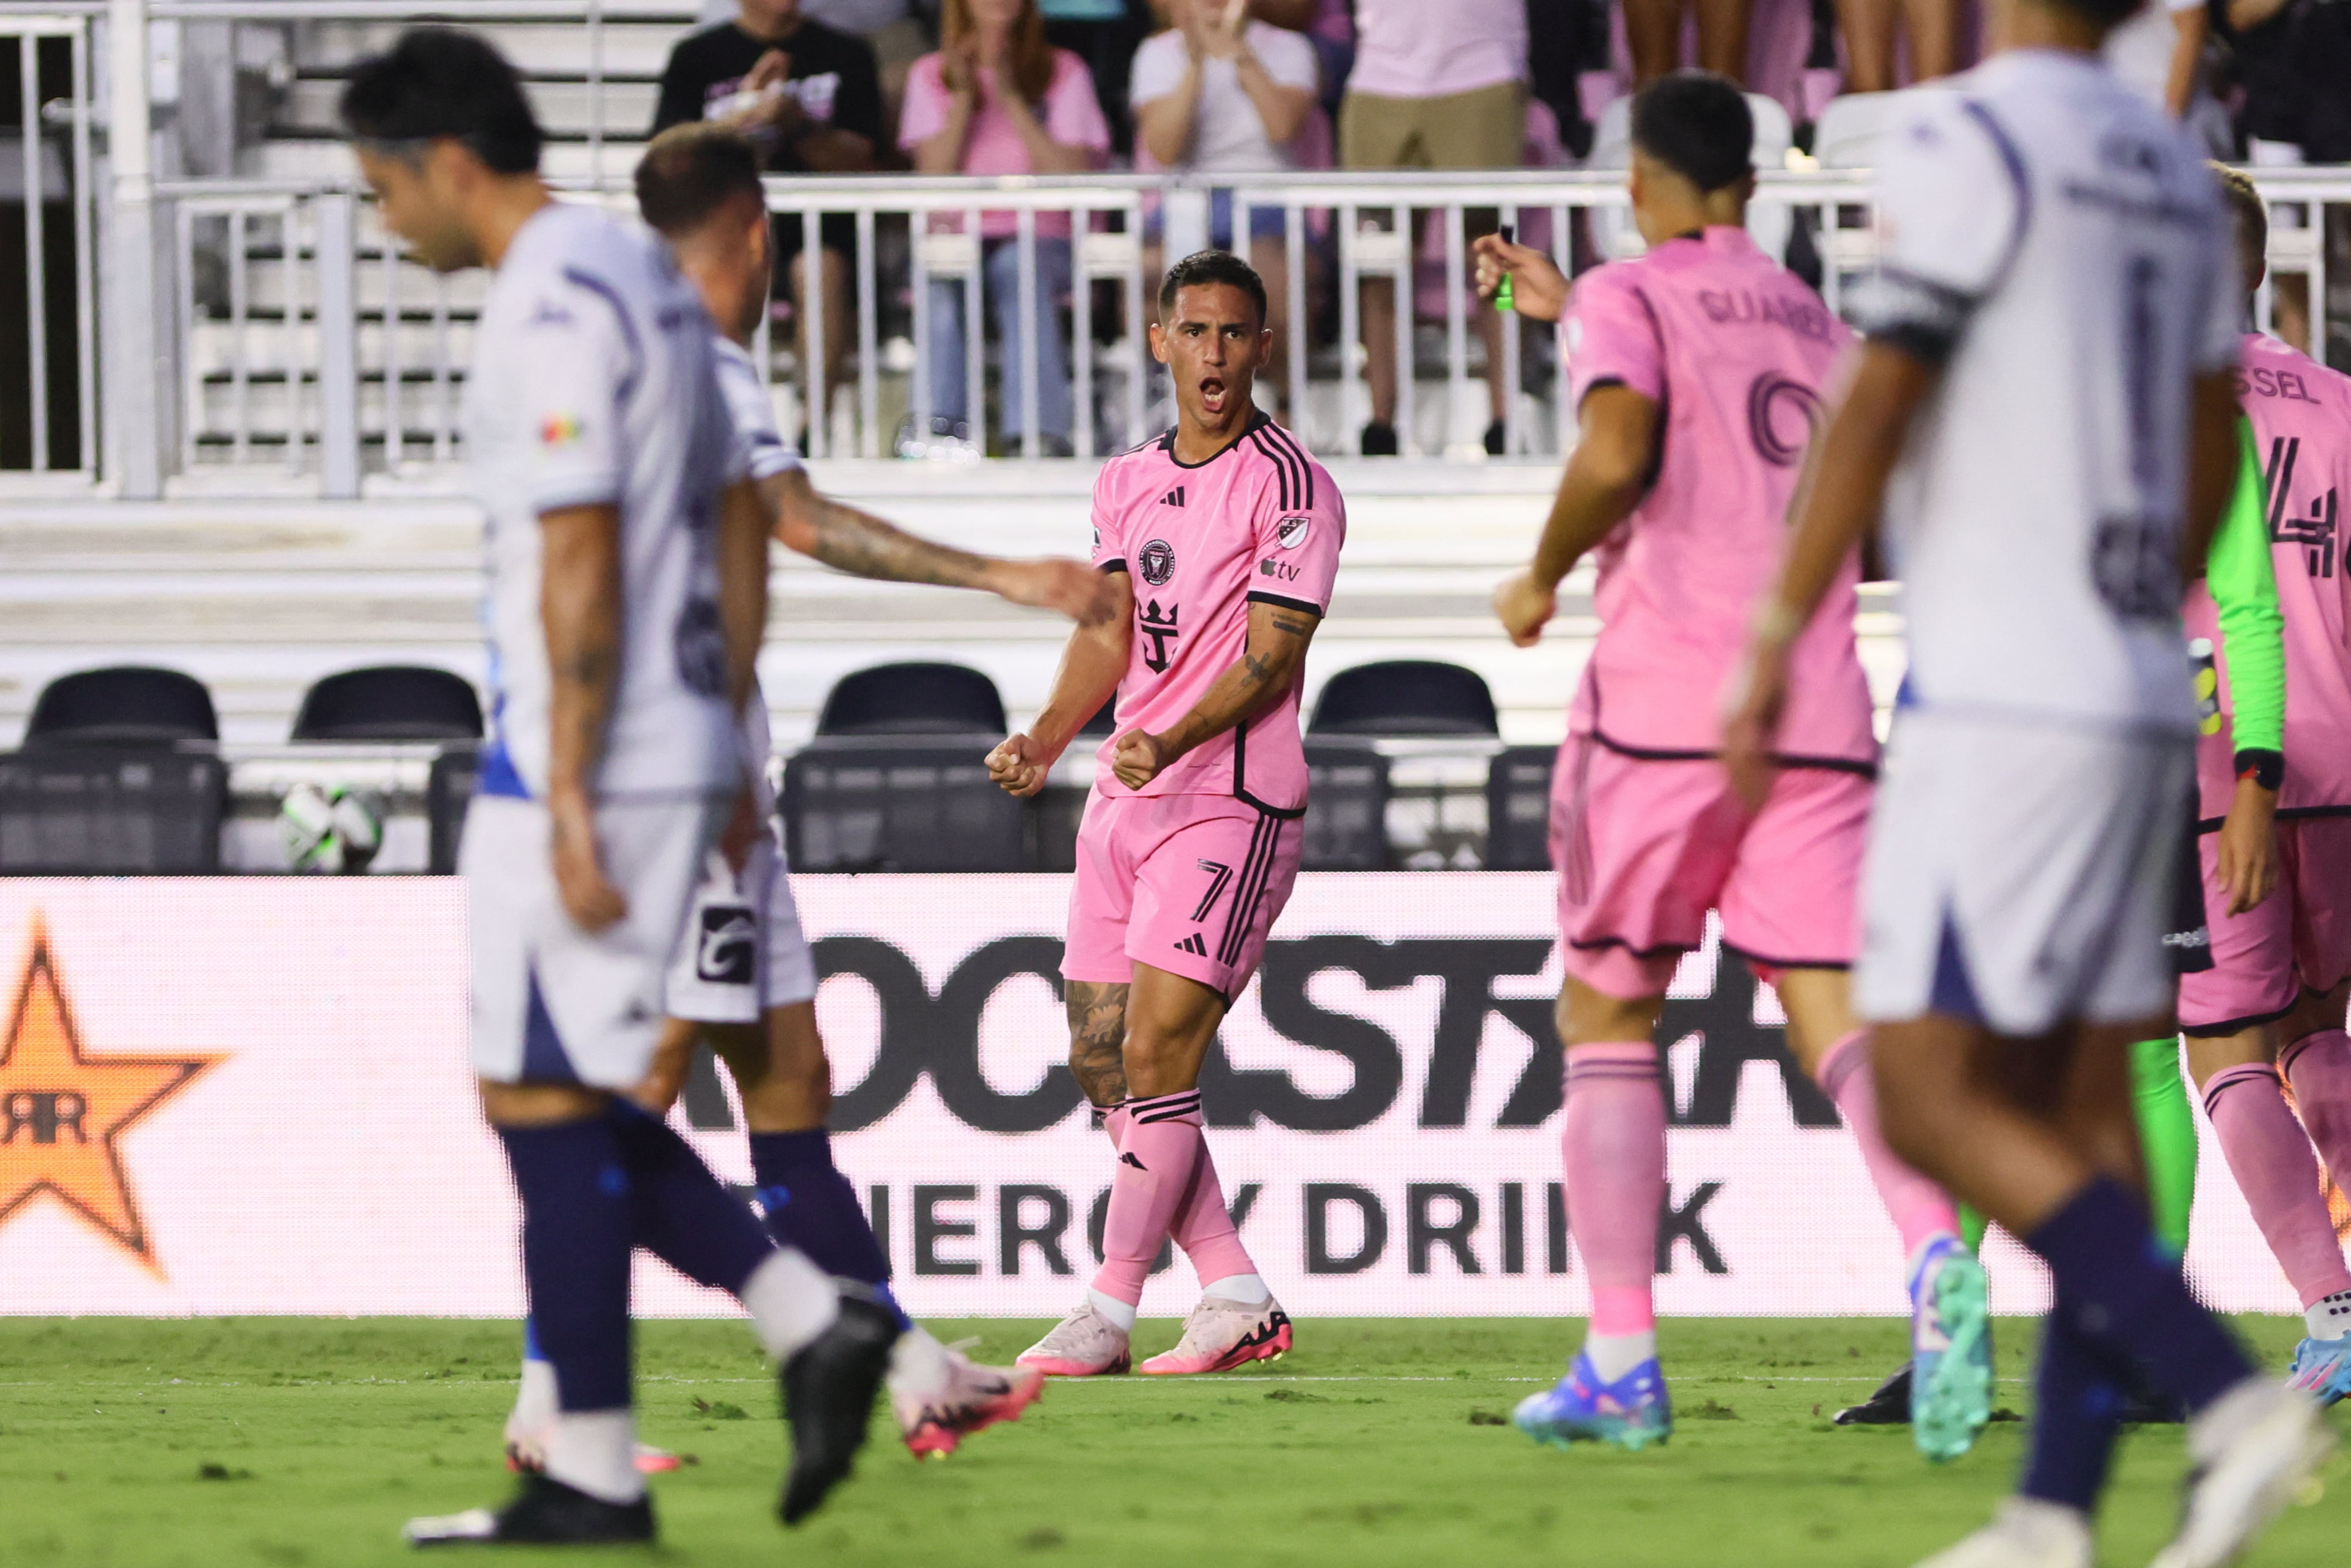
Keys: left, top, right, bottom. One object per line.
{"left": 1138, "top": 538, "right": 1176, "bottom": 586}
{"left": 0, "top": 915, "right": 220, "bottom": 1273}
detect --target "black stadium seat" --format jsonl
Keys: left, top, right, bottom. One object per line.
{"left": 1485, "top": 744, "right": 1559, "bottom": 870}
{"left": 293, "top": 666, "right": 483, "bottom": 742}
{"left": 784, "top": 737, "right": 1025, "bottom": 872}
{"left": 1300, "top": 736, "right": 1391, "bottom": 870}
{"left": 0, "top": 750, "right": 226, "bottom": 872}
{"left": 1309, "top": 661, "right": 1500, "bottom": 737}
{"left": 25, "top": 666, "right": 218, "bottom": 749}
{"left": 817, "top": 662, "right": 1007, "bottom": 737}
{"left": 426, "top": 745, "right": 481, "bottom": 874}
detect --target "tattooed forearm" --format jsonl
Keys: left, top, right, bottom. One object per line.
{"left": 811, "top": 496, "right": 994, "bottom": 589}
{"left": 1065, "top": 980, "right": 1131, "bottom": 1108}
{"left": 540, "top": 504, "right": 624, "bottom": 795}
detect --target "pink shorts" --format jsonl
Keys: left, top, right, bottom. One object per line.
{"left": 2178, "top": 816, "right": 2351, "bottom": 1035}
{"left": 1551, "top": 736, "right": 1870, "bottom": 999}
{"left": 1062, "top": 789, "right": 1305, "bottom": 1001}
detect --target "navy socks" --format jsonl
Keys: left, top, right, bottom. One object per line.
{"left": 2024, "top": 1177, "right": 2251, "bottom": 1417}
{"left": 2018, "top": 1309, "right": 2129, "bottom": 1512}
{"left": 749, "top": 1129, "right": 892, "bottom": 1289}
{"left": 610, "top": 1101, "right": 776, "bottom": 1297}
{"left": 496, "top": 1118, "right": 634, "bottom": 1413}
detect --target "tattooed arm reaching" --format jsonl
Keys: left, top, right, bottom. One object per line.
{"left": 767, "top": 468, "right": 1114, "bottom": 625}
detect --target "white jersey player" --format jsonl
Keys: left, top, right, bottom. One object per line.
{"left": 1724, "top": 10, "right": 2330, "bottom": 1568}
{"left": 344, "top": 28, "right": 897, "bottom": 1548}
{"left": 571, "top": 121, "right": 1110, "bottom": 1462}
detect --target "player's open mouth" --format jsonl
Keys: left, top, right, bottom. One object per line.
{"left": 1199, "top": 377, "right": 1227, "bottom": 413}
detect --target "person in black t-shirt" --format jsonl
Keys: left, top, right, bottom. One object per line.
{"left": 654, "top": 0, "right": 883, "bottom": 420}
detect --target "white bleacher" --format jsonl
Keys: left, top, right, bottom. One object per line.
{"left": 0, "top": 464, "right": 1610, "bottom": 752}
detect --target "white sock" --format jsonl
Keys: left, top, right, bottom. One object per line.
{"left": 2306, "top": 1289, "right": 2351, "bottom": 1341}
{"left": 1203, "top": 1273, "right": 1270, "bottom": 1306}
{"left": 1086, "top": 1288, "right": 1138, "bottom": 1332}
{"left": 507, "top": 1354, "right": 558, "bottom": 1441}
{"left": 887, "top": 1324, "right": 952, "bottom": 1398}
{"left": 1581, "top": 1331, "right": 1658, "bottom": 1384}
{"left": 739, "top": 1247, "right": 840, "bottom": 1360}
{"left": 544, "top": 1410, "right": 644, "bottom": 1505}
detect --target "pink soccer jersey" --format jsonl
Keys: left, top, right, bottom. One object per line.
{"left": 1088, "top": 411, "right": 1345, "bottom": 813}
{"left": 1560, "top": 227, "right": 1873, "bottom": 765}
{"left": 2185, "top": 333, "right": 2351, "bottom": 822}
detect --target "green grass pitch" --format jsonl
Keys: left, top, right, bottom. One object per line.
{"left": 2, "top": 1316, "right": 2341, "bottom": 1566}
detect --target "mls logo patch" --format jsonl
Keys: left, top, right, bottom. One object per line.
{"left": 695, "top": 904, "right": 757, "bottom": 985}
{"left": 1275, "top": 516, "right": 1310, "bottom": 550}
{"left": 1138, "top": 538, "right": 1176, "bottom": 586}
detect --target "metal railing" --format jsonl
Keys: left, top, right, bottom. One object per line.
{"left": 2, "top": 0, "right": 2346, "bottom": 495}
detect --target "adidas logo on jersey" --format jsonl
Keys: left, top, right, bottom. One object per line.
{"left": 1159, "top": 487, "right": 1185, "bottom": 507}
{"left": 1120, "top": 1152, "right": 1147, "bottom": 1169}
{"left": 1173, "top": 933, "right": 1208, "bottom": 957}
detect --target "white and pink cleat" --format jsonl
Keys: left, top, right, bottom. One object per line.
{"left": 1139, "top": 1294, "right": 1293, "bottom": 1375}
{"left": 1016, "top": 1301, "right": 1134, "bottom": 1377}
{"left": 893, "top": 1350, "right": 1046, "bottom": 1459}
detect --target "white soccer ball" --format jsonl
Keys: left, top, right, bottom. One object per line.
{"left": 279, "top": 782, "right": 384, "bottom": 874}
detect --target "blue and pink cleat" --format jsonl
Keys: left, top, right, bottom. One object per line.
{"left": 2286, "top": 1335, "right": 2351, "bottom": 1407}
{"left": 1512, "top": 1350, "right": 1672, "bottom": 1451}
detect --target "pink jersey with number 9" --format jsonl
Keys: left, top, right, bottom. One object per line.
{"left": 1562, "top": 227, "right": 1873, "bottom": 766}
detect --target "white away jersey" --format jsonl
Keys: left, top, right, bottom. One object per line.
{"left": 466, "top": 202, "right": 745, "bottom": 799}
{"left": 714, "top": 335, "right": 803, "bottom": 485}
{"left": 1854, "top": 49, "right": 2238, "bottom": 733}
{"left": 710, "top": 331, "right": 805, "bottom": 812}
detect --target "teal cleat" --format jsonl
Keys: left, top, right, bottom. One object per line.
{"left": 1910, "top": 1234, "right": 1993, "bottom": 1462}
{"left": 1511, "top": 1350, "right": 1672, "bottom": 1452}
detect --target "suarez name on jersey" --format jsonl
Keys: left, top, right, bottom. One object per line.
{"left": 1088, "top": 411, "right": 1344, "bottom": 816}
{"left": 1561, "top": 226, "right": 1873, "bottom": 768}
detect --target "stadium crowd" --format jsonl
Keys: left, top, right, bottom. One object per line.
{"left": 641, "top": 0, "right": 2347, "bottom": 455}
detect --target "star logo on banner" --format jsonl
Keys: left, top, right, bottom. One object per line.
{"left": 0, "top": 916, "right": 221, "bottom": 1273}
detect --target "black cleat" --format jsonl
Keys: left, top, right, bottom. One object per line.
{"left": 1835, "top": 1361, "right": 1913, "bottom": 1425}
{"left": 778, "top": 1295, "right": 898, "bottom": 1526}
{"left": 404, "top": 1471, "right": 655, "bottom": 1547}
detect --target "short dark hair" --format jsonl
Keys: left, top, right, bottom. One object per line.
{"left": 636, "top": 123, "right": 766, "bottom": 238}
{"left": 1630, "top": 71, "right": 1752, "bottom": 194}
{"left": 2210, "top": 161, "right": 2268, "bottom": 267}
{"left": 339, "top": 27, "right": 543, "bottom": 176}
{"left": 1157, "top": 249, "right": 1267, "bottom": 325}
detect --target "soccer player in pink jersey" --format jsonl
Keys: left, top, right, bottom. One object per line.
{"left": 2178, "top": 167, "right": 2351, "bottom": 1403}
{"left": 1473, "top": 72, "right": 1986, "bottom": 1457}
{"left": 986, "top": 248, "right": 1343, "bottom": 1377}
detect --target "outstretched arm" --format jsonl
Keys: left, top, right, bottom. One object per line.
{"left": 1492, "top": 384, "right": 1658, "bottom": 645}
{"left": 1723, "top": 340, "right": 1941, "bottom": 807}
{"left": 987, "top": 570, "right": 1135, "bottom": 797}
{"left": 1111, "top": 598, "right": 1319, "bottom": 788}
{"left": 767, "top": 467, "right": 1114, "bottom": 623}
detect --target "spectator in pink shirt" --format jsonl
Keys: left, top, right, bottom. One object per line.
{"left": 901, "top": 0, "right": 1112, "bottom": 454}
{"left": 1340, "top": 0, "right": 1525, "bottom": 455}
